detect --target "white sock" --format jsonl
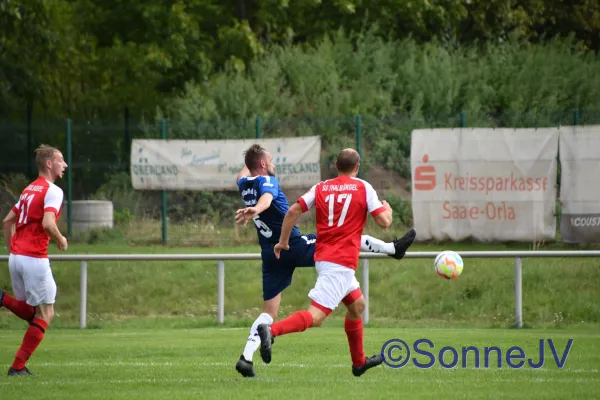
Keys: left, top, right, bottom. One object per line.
{"left": 242, "top": 312, "right": 274, "bottom": 362}
{"left": 360, "top": 235, "right": 395, "bottom": 255}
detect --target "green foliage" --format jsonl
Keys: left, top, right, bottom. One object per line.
{"left": 84, "top": 227, "right": 126, "bottom": 244}
{"left": 383, "top": 194, "right": 413, "bottom": 228}
{"left": 2, "top": 3, "right": 600, "bottom": 228}
{"left": 91, "top": 172, "right": 146, "bottom": 217}
{"left": 3, "top": 0, "right": 599, "bottom": 121}
{"left": 167, "top": 190, "right": 241, "bottom": 224}
{"left": 169, "top": 30, "right": 600, "bottom": 177}
{"left": 0, "top": 173, "right": 29, "bottom": 217}
{"left": 114, "top": 208, "right": 135, "bottom": 226}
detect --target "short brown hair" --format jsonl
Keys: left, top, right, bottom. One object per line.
{"left": 244, "top": 144, "right": 267, "bottom": 170}
{"left": 35, "top": 144, "right": 60, "bottom": 171}
{"left": 336, "top": 148, "right": 360, "bottom": 173}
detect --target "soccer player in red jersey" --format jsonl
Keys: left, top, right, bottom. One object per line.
{"left": 1, "top": 144, "right": 68, "bottom": 376}
{"left": 258, "top": 148, "right": 394, "bottom": 377}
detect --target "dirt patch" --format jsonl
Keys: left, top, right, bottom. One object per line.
{"left": 362, "top": 166, "right": 411, "bottom": 200}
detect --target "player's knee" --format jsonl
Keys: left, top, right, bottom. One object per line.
{"left": 35, "top": 305, "right": 54, "bottom": 324}
{"left": 311, "top": 313, "right": 326, "bottom": 327}
{"left": 348, "top": 298, "right": 365, "bottom": 318}
{"left": 307, "top": 306, "right": 328, "bottom": 327}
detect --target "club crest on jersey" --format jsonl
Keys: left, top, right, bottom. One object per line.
{"left": 241, "top": 188, "right": 257, "bottom": 197}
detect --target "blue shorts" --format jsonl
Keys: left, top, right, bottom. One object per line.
{"left": 261, "top": 233, "right": 317, "bottom": 301}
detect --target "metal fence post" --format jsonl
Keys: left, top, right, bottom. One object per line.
{"left": 256, "top": 116, "right": 261, "bottom": 138}
{"left": 66, "top": 119, "right": 73, "bottom": 237}
{"left": 160, "top": 119, "right": 168, "bottom": 245}
{"left": 217, "top": 260, "right": 225, "bottom": 324}
{"left": 361, "top": 258, "right": 369, "bottom": 324}
{"left": 515, "top": 257, "right": 523, "bottom": 328}
{"left": 80, "top": 260, "right": 87, "bottom": 329}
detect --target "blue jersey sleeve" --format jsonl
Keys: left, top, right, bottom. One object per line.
{"left": 237, "top": 176, "right": 248, "bottom": 190}
{"left": 257, "top": 176, "right": 279, "bottom": 198}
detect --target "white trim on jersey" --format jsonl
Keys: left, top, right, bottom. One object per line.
{"left": 351, "top": 177, "right": 383, "bottom": 214}
{"left": 44, "top": 181, "right": 64, "bottom": 214}
{"left": 300, "top": 184, "right": 318, "bottom": 210}
{"left": 262, "top": 175, "right": 274, "bottom": 187}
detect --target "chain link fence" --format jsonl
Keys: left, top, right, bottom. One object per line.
{"left": 2, "top": 109, "right": 600, "bottom": 245}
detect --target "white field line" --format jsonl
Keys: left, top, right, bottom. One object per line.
{"left": 29, "top": 360, "right": 600, "bottom": 374}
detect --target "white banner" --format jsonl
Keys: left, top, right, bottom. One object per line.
{"left": 559, "top": 125, "right": 600, "bottom": 243}
{"left": 130, "top": 136, "right": 321, "bottom": 190}
{"left": 411, "top": 128, "right": 558, "bottom": 242}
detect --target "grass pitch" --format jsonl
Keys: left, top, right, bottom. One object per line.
{"left": 0, "top": 325, "right": 598, "bottom": 400}
{"left": 1, "top": 241, "right": 599, "bottom": 398}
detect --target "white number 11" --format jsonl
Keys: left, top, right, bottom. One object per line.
{"left": 325, "top": 193, "right": 353, "bottom": 227}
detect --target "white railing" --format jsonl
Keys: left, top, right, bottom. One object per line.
{"left": 1, "top": 250, "right": 599, "bottom": 329}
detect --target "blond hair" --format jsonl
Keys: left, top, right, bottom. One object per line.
{"left": 35, "top": 144, "right": 60, "bottom": 171}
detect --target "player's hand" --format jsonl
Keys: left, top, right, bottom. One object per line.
{"left": 235, "top": 207, "right": 258, "bottom": 226}
{"left": 382, "top": 200, "right": 393, "bottom": 213}
{"left": 58, "top": 235, "right": 68, "bottom": 252}
{"left": 274, "top": 242, "right": 289, "bottom": 259}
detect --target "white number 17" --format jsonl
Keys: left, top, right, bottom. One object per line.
{"left": 325, "top": 193, "right": 353, "bottom": 227}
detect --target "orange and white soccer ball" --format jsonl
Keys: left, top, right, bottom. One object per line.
{"left": 434, "top": 251, "right": 464, "bottom": 279}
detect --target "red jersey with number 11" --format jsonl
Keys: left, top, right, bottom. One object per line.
{"left": 297, "top": 176, "right": 385, "bottom": 270}
{"left": 10, "top": 177, "right": 64, "bottom": 258}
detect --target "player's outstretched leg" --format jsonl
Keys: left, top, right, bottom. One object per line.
{"left": 360, "top": 228, "right": 416, "bottom": 260}
{"left": 0, "top": 290, "right": 36, "bottom": 322}
{"left": 256, "top": 309, "right": 315, "bottom": 364}
{"left": 236, "top": 312, "right": 274, "bottom": 377}
{"left": 391, "top": 228, "right": 416, "bottom": 260}
{"left": 257, "top": 324, "right": 274, "bottom": 364}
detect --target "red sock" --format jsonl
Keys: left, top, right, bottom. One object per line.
{"left": 270, "top": 310, "right": 313, "bottom": 337}
{"left": 1, "top": 294, "right": 35, "bottom": 321}
{"left": 345, "top": 317, "right": 366, "bottom": 367}
{"left": 12, "top": 318, "right": 49, "bottom": 370}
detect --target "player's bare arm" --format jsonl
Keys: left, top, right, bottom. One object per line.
{"left": 373, "top": 200, "right": 393, "bottom": 228}
{"left": 235, "top": 193, "right": 274, "bottom": 225}
{"left": 2, "top": 210, "right": 17, "bottom": 249}
{"left": 42, "top": 212, "right": 68, "bottom": 251}
{"left": 274, "top": 202, "right": 303, "bottom": 259}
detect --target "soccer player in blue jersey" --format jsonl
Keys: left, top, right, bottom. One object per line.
{"left": 234, "top": 144, "right": 416, "bottom": 377}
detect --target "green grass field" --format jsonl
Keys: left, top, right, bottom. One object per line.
{"left": 0, "top": 326, "right": 598, "bottom": 399}
{"left": 2, "top": 240, "right": 599, "bottom": 328}
{"left": 1, "top": 240, "right": 599, "bottom": 398}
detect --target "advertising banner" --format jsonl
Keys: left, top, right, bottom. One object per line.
{"left": 411, "top": 128, "right": 559, "bottom": 241}
{"left": 130, "top": 137, "right": 321, "bottom": 190}
{"left": 559, "top": 125, "right": 600, "bottom": 243}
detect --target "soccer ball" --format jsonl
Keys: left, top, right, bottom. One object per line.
{"left": 434, "top": 251, "right": 464, "bottom": 279}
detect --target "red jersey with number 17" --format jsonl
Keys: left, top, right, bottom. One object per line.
{"left": 10, "top": 177, "right": 64, "bottom": 259}
{"left": 297, "top": 175, "right": 386, "bottom": 270}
